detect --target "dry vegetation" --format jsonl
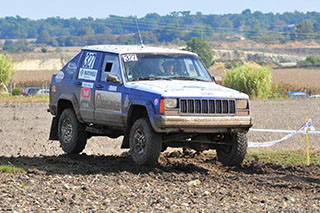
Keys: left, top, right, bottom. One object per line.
{"left": 272, "top": 68, "right": 320, "bottom": 93}
{"left": 210, "top": 66, "right": 320, "bottom": 94}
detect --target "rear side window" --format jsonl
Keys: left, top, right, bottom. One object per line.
{"left": 77, "top": 51, "right": 101, "bottom": 81}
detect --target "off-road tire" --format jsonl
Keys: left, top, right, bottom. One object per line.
{"left": 217, "top": 132, "right": 247, "bottom": 166}
{"left": 129, "top": 118, "right": 162, "bottom": 166}
{"left": 58, "top": 108, "right": 87, "bottom": 154}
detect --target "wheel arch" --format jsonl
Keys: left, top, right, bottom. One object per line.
{"left": 49, "top": 95, "right": 84, "bottom": 141}
{"left": 56, "top": 94, "right": 84, "bottom": 123}
{"left": 121, "top": 104, "right": 155, "bottom": 149}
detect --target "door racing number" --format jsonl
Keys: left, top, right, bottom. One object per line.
{"left": 83, "top": 52, "right": 97, "bottom": 69}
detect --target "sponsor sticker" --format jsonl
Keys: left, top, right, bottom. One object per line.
{"left": 124, "top": 95, "right": 130, "bottom": 108}
{"left": 96, "top": 93, "right": 102, "bottom": 106}
{"left": 78, "top": 68, "right": 98, "bottom": 81}
{"left": 81, "top": 88, "right": 91, "bottom": 98}
{"left": 82, "top": 82, "right": 94, "bottom": 88}
{"left": 122, "top": 54, "right": 138, "bottom": 62}
{"left": 154, "top": 98, "right": 159, "bottom": 106}
{"left": 95, "top": 91, "right": 121, "bottom": 112}
{"left": 66, "top": 62, "right": 78, "bottom": 73}
{"left": 55, "top": 71, "right": 64, "bottom": 82}
{"left": 51, "top": 85, "right": 56, "bottom": 92}
{"left": 108, "top": 85, "right": 117, "bottom": 92}
{"left": 183, "top": 85, "right": 205, "bottom": 89}
{"left": 201, "top": 92, "right": 215, "bottom": 96}
{"left": 171, "top": 88, "right": 184, "bottom": 92}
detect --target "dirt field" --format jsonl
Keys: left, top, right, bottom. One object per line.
{"left": 0, "top": 100, "right": 320, "bottom": 211}
{"left": 272, "top": 68, "right": 320, "bottom": 93}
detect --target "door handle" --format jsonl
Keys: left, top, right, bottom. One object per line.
{"left": 95, "top": 84, "right": 103, "bottom": 88}
{"left": 74, "top": 81, "right": 81, "bottom": 86}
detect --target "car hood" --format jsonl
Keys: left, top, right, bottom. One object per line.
{"left": 126, "top": 80, "right": 249, "bottom": 99}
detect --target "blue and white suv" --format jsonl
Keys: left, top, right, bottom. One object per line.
{"left": 48, "top": 45, "right": 252, "bottom": 166}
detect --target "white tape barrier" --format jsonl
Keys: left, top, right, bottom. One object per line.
{"left": 248, "top": 119, "right": 319, "bottom": 148}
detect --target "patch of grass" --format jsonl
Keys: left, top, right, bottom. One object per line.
{"left": 20, "top": 183, "right": 27, "bottom": 189}
{"left": 0, "top": 163, "right": 25, "bottom": 173}
{"left": 247, "top": 149, "right": 320, "bottom": 167}
{"left": 0, "top": 94, "right": 49, "bottom": 103}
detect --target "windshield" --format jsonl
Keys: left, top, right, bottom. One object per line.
{"left": 122, "top": 53, "right": 213, "bottom": 82}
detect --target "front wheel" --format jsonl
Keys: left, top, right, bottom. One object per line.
{"left": 129, "top": 118, "right": 162, "bottom": 166}
{"left": 216, "top": 132, "right": 247, "bottom": 166}
{"left": 58, "top": 108, "right": 87, "bottom": 154}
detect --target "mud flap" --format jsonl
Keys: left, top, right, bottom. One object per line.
{"left": 49, "top": 117, "right": 59, "bottom": 140}
{"left": 121, "top": 134, "right": 129, "bottom": 148}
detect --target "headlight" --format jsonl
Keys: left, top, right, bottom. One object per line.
{"left": 164, "top": 98, "right": 178, "bottom": 108}
{"left": 236, "top": 99, "right": 248, "bottom": 109}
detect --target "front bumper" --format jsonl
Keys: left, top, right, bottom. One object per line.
{"left": 153, "top": 115, "right": 253, "bottom": 133}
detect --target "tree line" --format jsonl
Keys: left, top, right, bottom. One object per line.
{"left": 2, "top": 9, "right": 320, "bottom": 49}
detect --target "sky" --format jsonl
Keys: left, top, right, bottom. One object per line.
{"left": 3, "top": 0, "right": 320, "bottom": 19}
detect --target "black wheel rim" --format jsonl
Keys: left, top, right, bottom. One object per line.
{"left": 61, "top": 117, "right": 73, "bottom": 144}
{"left": 133, "top": 128, "right": 146, "bottom": 154}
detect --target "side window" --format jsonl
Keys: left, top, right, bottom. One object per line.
{"left": 62, "top": 53, "right": 81, "bottom": 73}
{"left": 101, "top": 54, "right": 120, "bottom": 82}
{"left": 77, "top": 51, "right": 100, "bottom": 81}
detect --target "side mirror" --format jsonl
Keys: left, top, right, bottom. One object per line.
{"left": 213, "top": 75, "right": 223, "bottom": 85}
{"left": 211, "top": 76, "right": 216, "bottom": 82}
{"left": 107, "top": 74, "right": 121, "bottom": 84}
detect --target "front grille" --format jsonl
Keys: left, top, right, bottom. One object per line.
{"left": 180, "top": 99, "right": 235, "bottom": 115}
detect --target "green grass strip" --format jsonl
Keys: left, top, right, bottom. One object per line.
{"left": 248, "top": 149, "right": 320, "bottom": 167}
{"left": 0, "top": 164, "right": 25, "bottom": 173}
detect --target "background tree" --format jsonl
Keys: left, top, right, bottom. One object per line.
{"left": 2, "top": 10, "right": 320, "bottom": 45}
{"left": 2, "top": 40, "right": 15, "bottom": 52}
{"left": 36, "top": 30, "right": 51, "bottom": 44}
{"left": 0, "top": 54, "right": 14, "bottom": 88}
{"left": 186, "top": 37, "right": 213, "bottom": 68}
{"left": 294, "top": 20, "right": 314, "bottom": 40}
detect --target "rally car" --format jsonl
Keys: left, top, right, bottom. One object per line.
{"left": 48, "top": 45, "right": 252, "bottom": 166}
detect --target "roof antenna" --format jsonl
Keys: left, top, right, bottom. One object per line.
{"left": 135, "top": 16, "right": 145, "bottom": 48}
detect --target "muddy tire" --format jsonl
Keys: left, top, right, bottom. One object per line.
{"left": 129, "top": 118, "right": 162, "bottom": 166}
{"left": 217, "top": 132, "right": 247, "bottom": 166}
{"left": 58, "top": 108, "right": 87, "bottom": 154}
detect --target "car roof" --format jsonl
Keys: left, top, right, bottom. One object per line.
{"left": 82, "top": 45, "right": 197, "bottom": 56}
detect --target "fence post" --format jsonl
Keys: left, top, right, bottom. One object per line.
{"left": 305, "top": 117, "right": 310, "bottom": 166}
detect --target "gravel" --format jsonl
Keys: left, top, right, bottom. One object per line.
{"left": 0, "top": 100, "right": 319, "bottom": 211}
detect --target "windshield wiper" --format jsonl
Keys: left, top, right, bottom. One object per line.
{"left": 171, "top": 76, "right": 207, "bottom": 81}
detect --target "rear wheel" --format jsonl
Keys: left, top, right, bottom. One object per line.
{"left": 129, "top": 118, "right": 162, "bottom": 166}
{"left": 58, "top": 108, "right": 87, "bottom": 154}
{"left": 217, "top": 132, "right": 247, "bottom": 166}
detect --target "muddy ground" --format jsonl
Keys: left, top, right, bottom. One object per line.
{"left": 0, "top": 100, "right": 320, "bottom": 211}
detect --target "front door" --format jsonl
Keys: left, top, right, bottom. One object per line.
{"left": 94, "top": 53, "right": 125, "bottom": 128}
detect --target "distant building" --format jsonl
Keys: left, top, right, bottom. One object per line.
{"left": 225, "top": 34, "right": 246, "bottom": 41}
{"left": 238, "top": 25, "right": 247, "bottom": 32}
